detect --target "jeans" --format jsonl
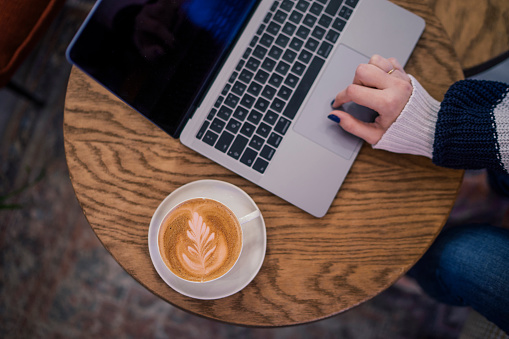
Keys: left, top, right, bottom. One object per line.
{"left": 408, "top": 224, "right": 509, "bottom": 333}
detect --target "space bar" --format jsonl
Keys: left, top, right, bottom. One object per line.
{"left": 282, "top": 56, "right": 325, "bottom": 120}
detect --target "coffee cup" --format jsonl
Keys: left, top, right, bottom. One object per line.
{"left": 157, "top": 197, "right": 260, "bottom": 283}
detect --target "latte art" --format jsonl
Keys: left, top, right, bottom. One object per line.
{"left": 158, "top": 198, "right": 242, "bottom": 282}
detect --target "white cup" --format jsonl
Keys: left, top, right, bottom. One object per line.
{"left": 157, "top": 197, "right": 261, "bottom": 283}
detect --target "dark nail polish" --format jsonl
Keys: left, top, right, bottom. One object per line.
{"left": 331, "top": 99, "right": 336, "bottom": 108}
{"left": 328, "top": 114, "right": 340, "bottom": 123}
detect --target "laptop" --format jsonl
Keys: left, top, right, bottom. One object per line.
{"left": 67, "top": 0, "right": 425, "bottom": 217}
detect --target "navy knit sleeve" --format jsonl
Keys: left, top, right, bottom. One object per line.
{"left": 433, "top": 80, "right": 509, "bottom": 173}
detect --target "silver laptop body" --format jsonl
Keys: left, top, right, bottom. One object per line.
{"left": 180, "top": 0, "right": 425, "bottom": 217}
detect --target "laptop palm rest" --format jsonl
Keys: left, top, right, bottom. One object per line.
{"left": 293, "top": 44, "right": 376, "bottom": 160}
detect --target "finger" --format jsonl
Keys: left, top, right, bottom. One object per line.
{"left": 334, "top": 84, "right": 388, "bottom": 112}
{"left": 328, "top": 111, "right": 383, "bottom": 144}
{"left": 368, "top": 54, "right": 394, "bottom": 74}
{"left": 352, "top": 63, "right": 397, "bottom": 90}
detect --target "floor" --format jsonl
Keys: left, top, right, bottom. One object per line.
{"left": 1, "top": 1, "right": 509, "bottom": 338}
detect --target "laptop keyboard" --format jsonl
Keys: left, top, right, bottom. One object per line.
{"left": 196, "top": 0, "right": 359, "bottom": 174}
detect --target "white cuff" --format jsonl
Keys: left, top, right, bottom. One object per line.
{"left": 373, "top": 75, "right": 440, "bottom": 158}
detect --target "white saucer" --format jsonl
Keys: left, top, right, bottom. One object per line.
{"left": 148, "top": 180, "right": 267, "bottom": 300}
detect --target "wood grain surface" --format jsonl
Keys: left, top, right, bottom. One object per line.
{"left": 431, "top": 0, "right": 509, "bottom": 70}
{"left": 64, "top": 0, "right": 464, "bottom": 327}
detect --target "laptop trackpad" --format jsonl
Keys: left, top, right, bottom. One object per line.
{"left": 293, "top": 44, "right": 376, "bottom": 160}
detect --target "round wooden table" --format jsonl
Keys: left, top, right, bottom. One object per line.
{"left": 64, "top": 0, "right": 464, "bottom": 327}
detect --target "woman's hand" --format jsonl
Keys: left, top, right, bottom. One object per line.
{"left": 328, "top": 54, "right": 413, "bottom": 144}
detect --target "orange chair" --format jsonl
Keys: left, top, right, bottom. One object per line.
{"left": 0, "top": 0, "right": 66, "bottom": 104}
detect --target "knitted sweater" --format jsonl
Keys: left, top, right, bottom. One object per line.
{"left": 374, "top": 75, "right": 509, "bottom": 173}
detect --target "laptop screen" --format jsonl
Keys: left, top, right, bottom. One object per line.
{"left": 68, "top": 0, "right": 259, "bottom": 137}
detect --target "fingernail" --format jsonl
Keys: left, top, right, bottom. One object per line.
{"left": 331, "top": 99, "right": 336, "bottom": 108}
{"left": 328, "top": 114, "right": 340, "bottom": 123}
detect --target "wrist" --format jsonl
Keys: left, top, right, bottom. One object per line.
{"left": 373, "top": 75, "right": 440, "bottom": 158}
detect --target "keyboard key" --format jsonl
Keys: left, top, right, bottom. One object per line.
{"left": 275, "top": 116, "right": 291, "bottom": 135}
{"left": 305, "top": 37, "right": 320, "bottom": 52}
{"left": 210, "top": 118, "right": 226, "bottom": 133}
{"left": 289, "top": 37, "right": 304, "bottom": 51}
{"left": 228, "top": 135, "right": 249, "bottom": 159}
{"left": 262, "top": 85, "right": 277, "bottom": 99}
{"left": 269, "top": 45, "right": 284, "bottom": 59}
{"left": 247, "top": 110, "right": 263, "bottom": 124}
{"left": 253, "top": 45, "right": 268, "bottom": 60}
{"left": 262, "top": 57, "right": 277, "bottom": 72}
{"left": 274, "top": 9, "right": 288, "bottom": 23}
{"left": 345, "top": 0, "right": 359, "bottom": 7}
{"left": 271, "top": 98, "right": 286, "bottom": 113}
{"left": 240, "top": 148, "right": 257, "bottom": 167}
{"left": 277, "top": 85, "right": 293, "bottom": 100}
{"left": 296, "top": 26, "right": 311, "bottom": 40}
{"left": 256, "top": 24, "right": 267, "bottom": 36}
{"left": 325, "top": 29, "right": 340, "bottom": 43}
{"left": 309, "top": 2, "right": 324, "bottom": 16}
{"left": 291, "top": 61, "right": 306, "bottom": 76}
{"left": 196, "top": 121, "right": 209, "bottom": 139}
{"left": 282, "top": 49, "right": 297, "bottom": 63}
{"left": 269, "top": 73, "right": 284, "bottom": 87}
{"left": 298, "top": 49, "right": 313, "bottom": 64}
{"left": 215, "top": 131, "right": 235, "bottom": 153}
{"left": 207, "top": 108, "right": 217, "bottom": 120}
{"left": 303, "top": 14, "right": 317, "bottom": 27}
{"left": 239, "top": 69, "right": 254, "bottom": 83}
{"left": 226, "top": 118, "right": 242, "bottom": 133}
{"left": 222, "top": 84, "right": 231, "bottom": 96}
{"left": 240, "top": 121, "right": 256, "bottom": 137}
{"left": 325, "top": 0, "right": 342, "bottom": 16}
{"left": 243, "top": 47, "right": 252, "bottom": 59}
{"left": 317, "top": 41, "right": 333, "bottom": 58}
{"left": 240, "top": 94, "right": 256, "bottom": 108}
{"left": 289, "top": 10, "right": 303, "bottom": 24}
{"left": 263, "top": 110, "right": 279, "bottom": 125}
{"left": 224, "top": 93, "right": 240, "bottom": 108}
{"left": 296, "top": 0, "right": 310, "bottom": 12}
{"left": 318, "top": 14, "right": 333, "bottom": 28}
{"left": 267, "top": 21, "right": 281, "bottom": 35}
{"left": 280, "top": 0, "right": 294, "bottom": 12}
{"left": 246, "top": 57, "right": 261, "bottom": 72}
{"left": 275, "top": 34, "right": 290, "bottom": 48}
{"left": 203, "top": 130, "right": 219, "bottom": 146}
{"left": 217, "top": 106, "right": 233, "bottom": 120}
{"left": 284, "top": 73, "right": 299, "bottom": 88}
{"left": 248, "top": 81, "right": 263, "bottom": 96}
{"left": 232, "top": 81, "right": 247, "bottom": 96}
{"left": 249, "top": 135, "right": 265, "bottom": 150}
{"left": 275, "top": 60, "right": 291, "bottom": 75}
{"left": 255, "top": 97, "right": 271, "bottom": 112}
{"left": 229, "top": 71, "right": 238, "bottom": 83}
{"left": 339, "top": 6, "right": 353, "bottom": 20}
{"left": 332, "top": 17, "right": 346, "bottom": 31}
{"left": 282, "top": 22, "right": 297, "bottom": 36}
{"left": 263, "top": 12, "right": 272, "bottom": 24}
{"left": 270, "top": 0, "right": 279, "bottom": 11}
{"left": 256, "top": 122, "right": 272, "bottom": 138}
{"left": 311, "top": 26, "right": 326, "bottom": 40}
{"left": 234, "top": 106, "right": 249, "bottom": 121}
{"left": 214, "top": 95, "right": 224, "bottom": 108}
{"left": 255, "top": 69, "right": 270, "bottom": 84}
{"left": 267, "top": 132, "right": 282, "bottom": 148}
{"left": 260, "top": 33, "right": 274, "bottom": 47}
{"left": 260, "top": 145, "right": 276, "bottom": 161}
{"left": 253, "top": 158, "right": 269, "bottom": 174}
